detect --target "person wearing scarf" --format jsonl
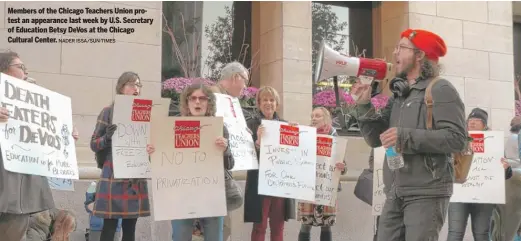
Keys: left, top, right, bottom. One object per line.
{"left": 297, "top": 107, "right": 346, "bottom": 241}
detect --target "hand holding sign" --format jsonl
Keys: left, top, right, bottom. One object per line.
{"left": 72, "top": 126, "right": 79, "bottom": 141}
{"left": 105, "top": 124, "right": 117, "bottom": 140}
{"left": 215, "top": 137, "right": 228, "bottom": 152}
{"left": 147, "top": 144, "right": 155, "bottom": 155}
{"left": 335, "top": 162, "right": 346, "bottom": 171}
{"left": 0, "top": 107, "right": 8, "bottom": 122}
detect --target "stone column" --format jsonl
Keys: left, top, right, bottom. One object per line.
{"left": 257, "top": 1, "right": 313, "bottom": 125}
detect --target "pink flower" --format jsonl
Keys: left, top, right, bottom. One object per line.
{"left": 162, "top": 77, "right": 215, "bottom": 93}
{"left": 313, "top": 89, "right": 355, "bottom": 107}
{"left": 371, "top": 94, "right": 390, "bottom": 111}
{"left": 241, "top": 87, "right": 258, "bottom": 99}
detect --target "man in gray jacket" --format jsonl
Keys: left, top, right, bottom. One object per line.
{"left": 0, "top": 51, "right": 55, "bottom": 241}
{"left": 351, "top": 29, "right": 467, "bottom": 241}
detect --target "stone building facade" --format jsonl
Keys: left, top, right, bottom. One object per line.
{"left": 0, "top": 1, "right": 519, "bottom": 240}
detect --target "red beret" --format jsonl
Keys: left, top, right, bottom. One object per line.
{"left": 400, "top": 29, "right": 447, "bottom": 62}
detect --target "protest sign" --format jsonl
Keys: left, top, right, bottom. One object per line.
{"left": 302, "top": 135, "right": 347, "bottom": 206}
{"left": 150, "top": 107, "right": 226, "bottom": 221}
{"left": 214, "top": 93, "right": 258, "bottom": 171}
{"left": 258, "top": 120, "right": 317, "bottom": 201}
{"left": 112, "top": 95, "right": 152, "bottom": 178}
{"left": 450, "top": 131, "right": 505, "bottom": 204}
{"left": 0, "top": 73, "right": 78, "bottom": 179}
{"left": 47, "top": 177, "right": 74, "bottom": 191}
{"left": 372, "top": 147, "right": 386, "bottom": 215}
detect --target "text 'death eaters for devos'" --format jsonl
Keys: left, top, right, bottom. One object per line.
{"left": 0, "top": 73, "right": 78, "bottom": 179}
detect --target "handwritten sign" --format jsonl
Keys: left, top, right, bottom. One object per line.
{"left": 450, "top": 131, "right": 505, "bottom": 204}
{"left": 0, "top": 73, "right": 78, "bottom": 179}
{"left": 372, "top": 147, "right": 386, "bottom": 215}
{"left": 302, "top": 135, "right": 347, "bottom": 206}
{"left": 150, "top": 106, "right": 226, "bottom": 221}
{"left": 112, "top": 95, "right": 152, "bottom": 179}
{"left": 214, "top": 93, "right": 258, "bottom": 171}
{"left": 258, "top": 120, "right": 317, "bottom": 201}
{"left": 47, "top": 177, "right": 74, "bottom": 191}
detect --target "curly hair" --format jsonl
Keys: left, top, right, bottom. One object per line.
{"left": 0, "top": 50, "right": 19, "bottom": 73}
{"left": 179, "top": 83, "right": 216, "bottom": 116}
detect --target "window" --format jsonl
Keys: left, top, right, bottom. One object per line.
{"left": 161, "top": 2, "right": 252, "bottom": 81}
{"left": 161, "top": 2, "right": 252, "bottom": 115}
{"left": 311, "top": 1, "right": 374, "bottom": 135}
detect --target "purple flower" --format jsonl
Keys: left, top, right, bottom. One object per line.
{"left": 313, "top": 89, "right": 355, "bottom": 107}
{"left": 162, "top": 77, "right": 215, "bottom": 93}
{"left": 241, "top": 87, "right": 258, "bottom": 99}
{"left": 371, "top": 94, "right": 390, "bottom": 111}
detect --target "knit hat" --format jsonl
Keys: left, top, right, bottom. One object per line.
{"left": 467, "top": 108, "right": 488, "bottom": 126}
{"left": 400, "top": 29, "right": 447, "bottom": 62}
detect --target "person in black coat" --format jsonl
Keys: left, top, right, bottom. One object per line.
{"left": 244, "top": 86, "right": 295, "bottom": 241}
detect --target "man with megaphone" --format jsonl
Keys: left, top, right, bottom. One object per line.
{"left": 351, "top": 29, "right": 467, "bottom": 241}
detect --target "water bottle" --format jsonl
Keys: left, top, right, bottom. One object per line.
{"left": 386, "top": 146, "right": 404, "bottom": 170}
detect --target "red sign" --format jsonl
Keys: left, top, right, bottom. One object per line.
{"left": 316, "top": 136, "right": 333, "bottom": 157}
{"left": 174, "top": 120, "right": 201, "bottom": 148}
{"left": 131, "top": 99, "right": 152, "bottom": 122}
{"left": 469, "top": 133, "right": 485, "bottom": 153}
{"left": 279, "top": 125, "right": 299, "bottom": 147}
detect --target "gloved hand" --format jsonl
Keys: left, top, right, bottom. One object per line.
{"left": 105, "top": 124, "right": 117, "bottom": 140}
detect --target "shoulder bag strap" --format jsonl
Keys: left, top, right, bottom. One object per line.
{"left": 424, "top": 77, "right": 442, "bottom": 130}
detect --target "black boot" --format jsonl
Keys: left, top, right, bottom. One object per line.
{"left": 320, "top": 230, "right": 332, "bottom": 241}
{"left": 298, "top": 231, "right": 311, "bottom": 241}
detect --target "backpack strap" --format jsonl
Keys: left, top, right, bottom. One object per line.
{"left": 424, "top": 77, "right": 442, "bottom": 130}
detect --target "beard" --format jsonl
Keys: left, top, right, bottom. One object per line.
{"left": 396, "top": 56, "right": 417, "bottom": 79}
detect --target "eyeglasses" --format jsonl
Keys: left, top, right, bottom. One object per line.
{"left": 9, "top": 63, "right": 27, "bottom": 73}
{"left": 237, "top": 73, "right": 250, "bottom": 85}
{"left": 188, "top": 96, "right": 209, "bottom": 102}
{"left": 394, "top": 45, "right": 417, "bottom": 53}
{"left": 125, "top": 82, "right": 143, "bottom": 88}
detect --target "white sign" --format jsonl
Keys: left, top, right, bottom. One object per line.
{"left": 258, "top": 120, "right": 317, "bottom": 201}
{"left": 0, "top": 73, "right": 78, "bottom": 179}
{"left": 150, "top": 112, "right": 226, "bottom": 221}
{"left": 303, "top": 135, "right": 347, "bottom": 206}
{"left": 372, "top": 147, "right": 385, "bottom": 215}
{"left": 214, "top": 93, "right": 258, "bottom": 171}
{"left": 48, "top": 177, "right": 74, "bottom": 191}
{"left": 450, "top": 131, "right": 505, "bottom": 204}
{"left": 112, "top": 95, "right": 152, "bottom": 179}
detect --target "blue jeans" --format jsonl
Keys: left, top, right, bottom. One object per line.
{"left": 171, "top": 217, "right": 224, "bottom": 241}
{"left": 447, "top": 202, "right": 494, "bottom": 241}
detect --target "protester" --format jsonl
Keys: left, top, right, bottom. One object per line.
{"left": 244, "top": 86, "right": 296, "bottom": 241}
{"left": 0, "top": 50, "right": 55, "bottom": 241}
{"left": 351, "top": 29, "right": 467, "bottom": 241}
{"left": 90, "top": 72, "right": 155, "bottom": 241}
{"left": 211, "top": 61, "right": 249, "bottom": 241}
{"left": 85, "top": 181, "right": 122, "bottom": 241}
{"left": 153, "top": 83, "right": 233, "bottom": 241}
{"left": 297, "top": 107, "right": 346, "bottom": 241}
{"left": 450, "top": 108, "right": 512, "bottom": 241}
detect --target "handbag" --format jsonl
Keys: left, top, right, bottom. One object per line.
{"left": 224, "top": 170, "right": 243, "bottom": 211}
{"left": 354, "top": 168, "right": 374, "bottom": 206}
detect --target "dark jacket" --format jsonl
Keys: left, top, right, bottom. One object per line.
{"left": 243, "top": 112, "right": 296, "bottom": 223}
{"left": 356, "top": 77, "right": 467, "bottom": 197}
{"left": 0, "top": 160, "right": 55, "bottom": 214}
